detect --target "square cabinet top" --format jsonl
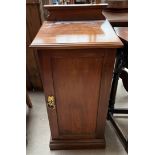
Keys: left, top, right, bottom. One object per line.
{"left": 31, "top": 20, "right": 123, "bottom": 49}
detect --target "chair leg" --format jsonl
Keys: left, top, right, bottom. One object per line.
{"left": 108, "top": 49, "right": 128, "bottom": 152}
{"left": 26, "top": 92, "right": 32, "bottom": 108}
{"left": 120, "top": 69, "right": 128, "bottom": 92}
{"left": 108, "top": 112, "right": 128, "bottom": 153}
{"left": 109, "top": 49, "right": 123, "bottom": 115}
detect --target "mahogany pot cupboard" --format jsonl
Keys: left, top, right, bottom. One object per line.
{"left": 31, "top": 4, "right": 123, "bottom": 150}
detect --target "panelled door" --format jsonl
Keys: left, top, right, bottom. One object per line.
{"left": 38, "top": 49, "right": 115, "bottom": 140}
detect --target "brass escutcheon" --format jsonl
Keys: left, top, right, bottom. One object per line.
{"left": 47, "top": 96, "right": 56, "bottom": 110}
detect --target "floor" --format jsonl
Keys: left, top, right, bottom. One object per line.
{"left": 26, "top": 79, "right": 128, "bottom": 155}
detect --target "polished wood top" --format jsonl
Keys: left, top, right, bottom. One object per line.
{"left": 114, "top": 27, "right": 128, "bottom": 42}
{"left": 31, "top": 20, "right": 123, "bottom": 49}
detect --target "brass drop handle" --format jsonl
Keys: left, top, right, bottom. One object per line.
{"left": 47, "top": 96, "right": 56, "bottom": 110}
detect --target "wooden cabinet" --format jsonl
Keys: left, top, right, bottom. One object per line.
{"left": 31, "top": 4, "right": 123, "bottom": 150}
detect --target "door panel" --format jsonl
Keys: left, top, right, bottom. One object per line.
{"left": 51, "top": 57, "right": 103, "bottom": 138}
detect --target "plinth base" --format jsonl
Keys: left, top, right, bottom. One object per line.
{"left": 50, "top": 137, "right": 106, "bottom": 150}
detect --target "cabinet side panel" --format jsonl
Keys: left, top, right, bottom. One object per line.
{"left": 96, "top": 49, "right": 116, "bottom": 138}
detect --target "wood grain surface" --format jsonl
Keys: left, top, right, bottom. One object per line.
{"left": 31, "top": 20, "right": 123, "bottom": 49}
{"left": 38, "top": 48, "right": 116, "bottom": 149}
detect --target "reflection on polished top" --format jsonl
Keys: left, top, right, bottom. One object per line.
{"left": 31, "top": 20, "right": 123, "bottom": 49}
